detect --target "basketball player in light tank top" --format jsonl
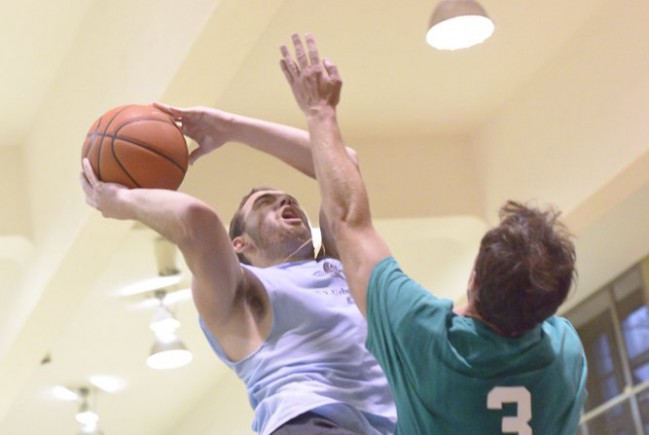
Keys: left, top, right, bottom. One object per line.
{"left": 80, "top": 99, "right": 396, "bottom": 434}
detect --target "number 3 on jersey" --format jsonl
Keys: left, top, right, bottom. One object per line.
{"left": 487, "top": 386, "right": 532, "bottom": 435}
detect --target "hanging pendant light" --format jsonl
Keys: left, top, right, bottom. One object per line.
{"left": 426, "top": 0, "right": 494, "bottom": 50}
{"left": 146, "top": 290, "right": 193, "bottom": 370}
{"left": 146, "top": 334, "right": 193, "bottom": 370}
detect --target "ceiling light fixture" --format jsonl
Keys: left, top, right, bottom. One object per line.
{"left": 75, "top": 387, "right": 103, "bottom": 435}
{"left": 51, "top": 383, "right": 112, "bottom": 434}
{"left": 146, "top": 290, "right": 193, "bottom": 370}
{"left": 120, "top": 273, "right": 182, "bottom": 297}
{"left": 426, "top": 0, "right": 494, "bottom": 51}
{"left": 149, "top": 305, "right": 181, "bottom": 337}
{"left": 119, "top": 236, "right": 183, "bottom": 297}
{"left": 146, "top": 335, "right": 193, "bottom": 370}
{"left": 52, "top": 385, "right": 80, "bottom": 401}
{"left": 88, "top": 375, "right": 127, "bottom": 394}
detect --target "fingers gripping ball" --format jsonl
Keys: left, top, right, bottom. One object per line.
{"left": 81, "top": 104, "right": 188, "bottom": 190}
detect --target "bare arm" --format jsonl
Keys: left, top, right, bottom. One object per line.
{"left": 80, "top": 159, "right": 266, "bottom": 359}
{"left": 153, "top": 102, "right": 357, "bottom": 259}
{"left": 280, "top": 34, "right": 391, "bottom": 315}
{"left": 154, "top": 102, "right": 359, "bottom": 180}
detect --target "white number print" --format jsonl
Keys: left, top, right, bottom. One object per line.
{"left": 487, "top": 386, "right": 532, "bottom": 435}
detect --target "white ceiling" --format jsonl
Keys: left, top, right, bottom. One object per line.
{"left": 1, "top": 0, "right": 649, "bottom": 434}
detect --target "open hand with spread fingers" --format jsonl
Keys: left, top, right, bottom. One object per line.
{"left": 280, "top": 33, "right": 342, "bottom": 116}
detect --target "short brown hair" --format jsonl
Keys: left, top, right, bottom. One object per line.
{"left": 228, "top": 187, "right": 275, "bottom": 265}
{"left": 473, "top": 200, "right": 577, "bottom": 336}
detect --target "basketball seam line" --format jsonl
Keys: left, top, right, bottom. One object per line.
{"left": 84, "top": 107, "right": 187, "bottom": 189}
{"left": 87, "top": 129, "right": 187, "bottom": 174}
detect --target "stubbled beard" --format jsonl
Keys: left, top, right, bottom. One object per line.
{"left": 251, "top": 221, "right": 312, "bottom": 260}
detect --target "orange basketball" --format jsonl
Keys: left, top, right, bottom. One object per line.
{"left": 81, "top": 104, "right": 188, "bottom": 190}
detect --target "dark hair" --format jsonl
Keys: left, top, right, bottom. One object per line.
{"left": 228, "top": 187, "right": 276, "bottom": 265}
{"left": 473, "top": 200, "right": 577, "bottom": 336}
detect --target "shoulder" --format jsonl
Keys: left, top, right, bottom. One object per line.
{"left": 367, "top": 256, "right": 399, "bottom": 287}
{"left": 367, "top": 256, "right": 451, "bottom": 326}
{"left": 543, "top": 316, "right": 580, "bottom": 338}
{"left": 368, "top": 256, "right": 432, "bottom": 303}
{"left": 543, "top": 316, "right": 587, "bottom": 359}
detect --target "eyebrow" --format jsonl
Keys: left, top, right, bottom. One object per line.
{"left": 251, "top": 193, "right": 276, "bottom": 210}
{"left": 250, "top": 192, "right": 298, "bottom": 210}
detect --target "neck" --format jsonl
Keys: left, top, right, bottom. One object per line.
{"left": 456, "top": 302, "right": 520, "bottom": 337}
{"left": 252, "top": 237, "right": 314, "bottom": 267}
{"left": 279, "top": 237, "right": 313, "bottom": 264}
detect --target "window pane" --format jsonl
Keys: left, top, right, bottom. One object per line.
{"left": 622, "top": 305, "right": 649, "bottom": 360}
{"left": 618, "top": 289, "right": 649, "bottom": 385}
{"left": 580, "top": 401, "right": 636, "bottom": 435}
{"left": 568, "top": 263, "right": 649, "bottom": 434}
{"left": 636, "top": 363, "right": 649, "bottom": 383}
{"left": 578, "top": 310, "right": 626, "bottom": 409}
{"left": 639, "top": 386, "right": 649, "bottom": 434}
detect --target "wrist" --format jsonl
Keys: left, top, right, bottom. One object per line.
{"left": 305, "top": 105, "right": 337, "bottom": 122}
{"left": 217, "top": 110, "right": 239, "bottom": 142}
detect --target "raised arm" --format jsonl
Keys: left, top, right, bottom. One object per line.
{"left": 153, "top": 103, "right": 319, "bottom": 175}
{"left": 153, "top": 102, "right": 357, "bottom": 259}
{"left": 80, "top": 159, "right": 265, "bottom": 360}
{"left": 279, "top": 33, "right": 391, "bottom": 315}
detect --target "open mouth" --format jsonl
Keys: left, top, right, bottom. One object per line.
{"left": 281, "top": 207, "right": 303, "bottom": 223}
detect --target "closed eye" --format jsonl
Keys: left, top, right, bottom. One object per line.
{"left": 251, "top": 194, "right": 276, "bottom": 210}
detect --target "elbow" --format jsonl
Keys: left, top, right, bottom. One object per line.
{"left": 327, "top": 212, "right": 347, "bottom": 240}
{"left": 177, "top": 200, "right": 221, "bottom": 246}
{"left": 323, "top": 173, "right": 371, "bottom": 228}
{"left": 325, "top": 200, "right": 368, "bottom": 236}
{"left": 345, "top": 147, "right": 359, "bottom": 167}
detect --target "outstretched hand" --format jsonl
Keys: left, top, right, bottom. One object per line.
{"left": 280, "top": 33, "right": 342, "bottom": 115}
{"left": 153, "top": 102, "right": 235, "bottom": 165}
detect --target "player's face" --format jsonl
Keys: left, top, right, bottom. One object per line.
{"left": 240, "top": 189, "right": 312, "bottom": 248}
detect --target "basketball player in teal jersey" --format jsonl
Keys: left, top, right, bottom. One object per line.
{"left": 279, "top": 33, "right": 588, "bottom": 434}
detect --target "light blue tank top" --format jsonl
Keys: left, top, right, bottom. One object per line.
{"left": 200, "top": 259, "right": 396, "bottom": 435}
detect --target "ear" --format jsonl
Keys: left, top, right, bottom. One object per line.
{"left": 232, "top": 234, "right": 256, "bottom": 256}
{"left": 232, "top": 235, "right": 247, "bottom": 254}
{"left": 468, "top": 269, "right": 478, "bottom": 290}
{"left": 466, "top": 269, "right": 479, "bottom": 303}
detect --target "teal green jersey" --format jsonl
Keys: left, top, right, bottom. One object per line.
{"left": 366, "top": 256, "right": 587, "bottom": 435}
